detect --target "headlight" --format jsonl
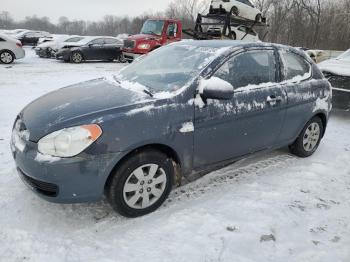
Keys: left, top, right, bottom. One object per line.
{"left": 137, "top": 43, "right": 151, "bottom": 50}
{"left": 38, "top": 124, "right": 102, "bottom": 157}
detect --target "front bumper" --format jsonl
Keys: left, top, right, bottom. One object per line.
{"left": 55, "top": 49, "right": 71, "bottom": 61}
{"left": 122, "top": 51, "right": 142, "bottom": 62}
{"left": 11, "top": 137, "right": 122, "bottom": 203}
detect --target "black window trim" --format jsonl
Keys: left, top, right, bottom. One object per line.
{"left": 208, "top": 46, "right": 280, "bottom": 93}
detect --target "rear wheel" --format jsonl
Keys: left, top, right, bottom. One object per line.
{"left": 0, "top": 50, "right": 14, "bottom": 64}
{"left": 289, "top": 116, "right": 323, "bottom": 157}
{"left": 70, "top": 51, "right": 83, "bottom": 63}
{"left": 106, "top": 149, "right": 174, "bottom": 217}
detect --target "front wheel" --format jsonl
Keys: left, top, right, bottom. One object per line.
{"left": 0, "top": 50, "right": 14, "bottom": 64}
{"left": 289, "top": 116, "right": 324, "bottom": 158}
{"left": 70, "top": 51, "right": 83, "bottom": 63}
{"left": 106, "top": 150, "right": 174, "bottom": 217}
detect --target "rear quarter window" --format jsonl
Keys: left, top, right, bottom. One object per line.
{"left": 280, "top": 51, "right": 311, "bottom": 81}
{"left": 0, "top": 37, "right": 5, "bottom": 41}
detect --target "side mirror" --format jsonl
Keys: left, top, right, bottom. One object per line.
{"left": 199, "top": 77, "right": 234, "bottom": 100}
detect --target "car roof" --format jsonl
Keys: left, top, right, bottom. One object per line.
{"left": 0, "top": 33, "right": 17, "bottom": 41}
{"left": 173, "top": 40, "right": 270, "bottom": 48}
{"left": 173, "top": 40, "right": 302, "bottom": 53}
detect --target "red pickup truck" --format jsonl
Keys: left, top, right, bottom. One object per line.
{"left": 122, "top": 19, "right": 182, "bottom": 62}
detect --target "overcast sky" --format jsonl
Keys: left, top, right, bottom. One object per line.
{"left": 2, "top": 0, "right": 174, "bottom": 22}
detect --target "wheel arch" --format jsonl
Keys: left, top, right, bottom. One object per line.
{"left": 104, "top": 143, "right": 182, "bottom": 191}
{"left": 313, "top": 111, "right": 328, "bottom": 137}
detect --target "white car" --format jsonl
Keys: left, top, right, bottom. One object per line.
{"left": 207, "top": 25, "right": 260, "bottom": 41}
{"left": 35, "top": 35, "right": 84, "bottom": 58}
{"left": 210, "top": 0, "right": 264, "bottom": 22}
{"left": 0, "top": 33, "right": 25, "bottom": 64}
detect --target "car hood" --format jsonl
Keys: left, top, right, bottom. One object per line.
{"left": 20, "top": 78, "right": 150, "bottom": 142}
{"left": 318, "top": 58, "right": 350, "bottom": 77}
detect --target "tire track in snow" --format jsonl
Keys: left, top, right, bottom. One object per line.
{"left": 166, "top": 153, "right": 299, "bottom": 204}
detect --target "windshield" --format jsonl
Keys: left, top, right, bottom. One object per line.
{"left": 140, "top": 20, "right": 165, "bottom": 36}
{"left": 115, "top": 44, "right": 222, "bottom": 93}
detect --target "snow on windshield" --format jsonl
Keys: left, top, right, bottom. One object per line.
{"left": 115, "top": 44, "right": 229, "bottom": 95}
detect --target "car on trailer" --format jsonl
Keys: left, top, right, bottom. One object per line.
{"left": 209, "top": 0, "right": 265, "bottom": 22}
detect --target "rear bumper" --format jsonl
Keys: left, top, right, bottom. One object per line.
{"left": 14, "top": 48, "right": 25, "bottom": 60}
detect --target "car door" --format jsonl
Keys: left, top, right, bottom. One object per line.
{"left": 103, "top": 38, "right": 121, "bottom": 59}
{"left": 84, "top": 38, "right": 105, "bottom": 60}
{"left": 277, "top": 49, "right": 322, "bottom": 143}
{"left": 193, "top": 48, "right": 287, "bottom": 168}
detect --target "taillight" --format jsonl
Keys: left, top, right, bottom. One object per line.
{"left": 16, "top": 42, "right": 22, "bottom": 48}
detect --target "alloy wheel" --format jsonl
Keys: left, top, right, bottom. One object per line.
{"left": 123, "top": 164, "right": 167, "bottom": 209}
{"left": 71, "top": 52, "right": 82, "bottom": 63}
{"left": 303, "top": 122, "right": 321, "bottom": 152}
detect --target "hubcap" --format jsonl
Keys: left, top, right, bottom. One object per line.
{"left": 1, "top": 52, "right": 13, "bottom": 63}
{"left": 123, "top": 164, "right": 167, "bottom": 209}
{"left": 303, "top": 122, "right": 320, "bottom": 152}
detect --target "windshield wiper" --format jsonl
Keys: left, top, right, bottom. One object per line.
{"left": 113, "top": 76, "right": 154, "bottom": 97}
{"left": 143, "top": 31, "right": 158, "bottom": 36}
{"left": 142, "top": 88, "right": 154, "bottom": 97}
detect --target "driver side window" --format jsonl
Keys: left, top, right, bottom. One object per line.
{"left": 90, "top": 39, "right": 104, "bottom": 45}
{"left": 167, "top": 23, "right": 177, "bottom": 37}
{"left": 214, "top": 50, "right": 277, "bottom": 89}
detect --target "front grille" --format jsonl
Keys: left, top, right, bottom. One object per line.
{"left": 18, "top": 168, "right": 59, "bottom": 197}
{"left": 123, "top": 39, "right": 135, "bottom": 49}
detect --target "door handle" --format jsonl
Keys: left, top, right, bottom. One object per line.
{"left": 266, "top": 95, "right": 282, "bottom": 105}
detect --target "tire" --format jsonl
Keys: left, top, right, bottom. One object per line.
{"left": 70, "top": 51, "right": 83, "bottom": 63}
{"left": 289, "top": 116, "right": 324, "bottom": 158}
{"left": 230, "top": 6, "right": 239, "bottom": 16}
{"left": 224, "top": 29, "right": 236, "bottom": 40}
{"left": 255, "top": 14, "right": 262, "bottom": 22}
{"left": 106, "top": 149, "right": 174, "bottom": 217}
{"left": 0, "top": 50, "right": 15, "bottom": 64}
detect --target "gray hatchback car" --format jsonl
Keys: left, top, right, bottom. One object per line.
{"left": 11, "top": 41, "right": 332, "bottom": 217}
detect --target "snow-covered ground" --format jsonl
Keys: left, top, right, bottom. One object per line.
{"left": 0, "top": 48, "right": 350, "bottom": 262}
